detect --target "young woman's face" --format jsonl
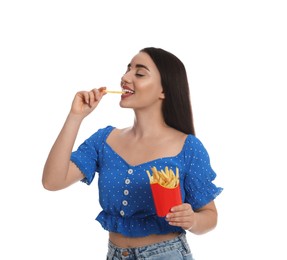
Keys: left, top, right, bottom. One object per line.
{"left": 119, "top": 51, "right": 164, "bottom": 109}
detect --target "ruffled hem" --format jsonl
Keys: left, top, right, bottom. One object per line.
{"left": 189, "top": 186, "right": 223, "bottom": 210}
{"left": 70, "top": 156, "right": 95, "bottom": 185}
{"left": 96, "top": 211, "right": 184, "bottom": 237}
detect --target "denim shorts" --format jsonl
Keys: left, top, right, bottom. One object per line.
{"left": 106, "top": 232, "right": 194, "bottom": 260}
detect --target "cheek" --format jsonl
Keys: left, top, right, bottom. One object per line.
{"left": 136, "top": 79, "right": 162, "bottom": 95}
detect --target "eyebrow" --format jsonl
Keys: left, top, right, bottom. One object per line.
{"left": 127, "top": 63, "right": 150, "bottom": 71}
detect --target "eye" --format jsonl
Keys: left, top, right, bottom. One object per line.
{"left": 135, "top": 69, "right": 145, "bottom": 77}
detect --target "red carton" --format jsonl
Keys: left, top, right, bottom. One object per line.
{"left": 150, "top": 183, "right": 182, "bottom": 217}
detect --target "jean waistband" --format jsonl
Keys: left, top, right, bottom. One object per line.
{"left": 108, "top": 232, "right": 190, "bottom": 258}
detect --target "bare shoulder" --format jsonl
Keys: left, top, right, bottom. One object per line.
{"left": 108, "top": 127, "right": 131, "bottom": 139}
{"left": 167, "top": 127, "right": 188, "bottom": 141}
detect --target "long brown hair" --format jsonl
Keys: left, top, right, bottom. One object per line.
{"left": 141, "top": 47, "right": 195, "bottom": 135}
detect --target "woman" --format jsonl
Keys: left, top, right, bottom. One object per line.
{"left": 42, "top": 47, "right": 223, "bottom": 259}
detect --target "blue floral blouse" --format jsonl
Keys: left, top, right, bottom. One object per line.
{"left": 70, "top": 125, "right": 223, "bottom": 237}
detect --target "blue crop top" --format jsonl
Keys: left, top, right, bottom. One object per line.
{"left": 70, "top": 125, "right": 223, "bottom": 237}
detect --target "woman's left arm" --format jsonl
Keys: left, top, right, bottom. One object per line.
{"left": 166, "top": 201, "right": 218, "bottom": 235}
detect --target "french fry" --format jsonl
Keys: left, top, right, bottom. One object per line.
{"left": 146, "top": 166, "right": 179, "bottom": 188}
{"left": 104, "top": 90, "right": 125, "bottom": 94}
{"left": 146, "top": 170, "right": 152, "bottom": 180}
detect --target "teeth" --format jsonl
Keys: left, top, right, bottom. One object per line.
{"left": 122, "top": 89, "right": 135, "bottom": 94}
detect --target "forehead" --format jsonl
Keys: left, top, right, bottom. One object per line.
{"left": 129, "top": 51, "right": 158, "bottom": 71}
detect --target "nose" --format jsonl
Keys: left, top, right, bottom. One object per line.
{"left": 121, "top": 72, "right": 132, "bottom": 86}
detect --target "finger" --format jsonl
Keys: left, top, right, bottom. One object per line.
{"left": 82, "top": 91, "right": 90, "bottom": 104}
{"left": 91, "top": 87, "right": 106, "bottom": 102}
{"left": 168, "top": 220, "right": 191, "bottom": 227}
{"left": 167, "top": 212, "right": 191, "bottom": 220}
{"left": 88, "top": 89, "right": 97, "bottom": 105}
{"left": 166, "top": 204, "right": 193, "bottom": 219}
{"left": 170, "top": 203, "right": 192, "bottom": 213}
{"left": 166, "top": 215, "right": 194, "bottom": 230}
{"left": 90, "top": 88, "right": 99, "bottom": 100}
{"left": 167, "top": 215, "right": 192, "bottom": 223}
{"left": 166, "top": 210, "right": 191, "bottom": 221}
{"left": 98, "top": 86, "right": 107, "bottom": 95}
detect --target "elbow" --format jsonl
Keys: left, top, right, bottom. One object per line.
{"left": 42, "top": 179, "right": 56, "bottom": 191}
{"left": 208, "top": 207, "right": 218, "bottom": 232}
{"left": 192, "top": 205, "right": 218, "bottom": 235}
{"left": 42, "top": 176, "right": 62, "bottom": 191}
{"left": 42, "top": 167, "right": 64, "bottom": 191}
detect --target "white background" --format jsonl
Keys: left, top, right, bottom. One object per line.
{"left": 1, "top": 0, "right": 286, "bottom": 259}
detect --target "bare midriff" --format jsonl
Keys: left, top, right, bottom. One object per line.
{"left": 109, "top": 232, "right": 181, "bottom": 248}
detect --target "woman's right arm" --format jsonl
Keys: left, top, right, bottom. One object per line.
{"left": 42, "top": 87, "right": 106, "bottom": 191}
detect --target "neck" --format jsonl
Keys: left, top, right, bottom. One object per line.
{"left": 131, "top": 110, "right": 168, "bottom": 138}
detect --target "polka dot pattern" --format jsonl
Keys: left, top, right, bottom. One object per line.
{"left": 71, "top": 126, "right": 223, "bottom": 237}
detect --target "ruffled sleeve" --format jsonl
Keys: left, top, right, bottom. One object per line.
{"left": 183, "top": 135, "right": 223, "bottom": 210}
{"left": 70, "top": 125, "right": 114, "bottom": 185}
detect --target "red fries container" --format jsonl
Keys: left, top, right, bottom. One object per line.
{"left": 150, "top": 183, "right": 182, "bottom": 217}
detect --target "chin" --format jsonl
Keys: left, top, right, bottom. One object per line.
{"left": 119, "top": 101, "right": 131, "bottom": 109}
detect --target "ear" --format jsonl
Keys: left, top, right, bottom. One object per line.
{"left": 159, "top": 90, "right": 165, "bottom": 100}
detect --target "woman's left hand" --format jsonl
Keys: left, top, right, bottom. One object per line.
{"left": 165, "top": 203, "right": 195, "bottom": 231}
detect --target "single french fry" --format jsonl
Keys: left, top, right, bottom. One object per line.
{"left": 164, "top": 167, "right": 169, "bottom": 178}
{"left": 152, "top": 167, "right": 159, "bottom": 183}
{"left": 104, "top": 90, "right": 124, "bottom": 94}
{"left": 146, "top": 170, "right": 152, "bottom": 180}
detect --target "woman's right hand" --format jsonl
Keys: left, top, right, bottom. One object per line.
{"left": 70, "top": 87, "right": 107, "bottom": 118}
{"left": 42, "top": 87, "right": 107, "bottom": 191}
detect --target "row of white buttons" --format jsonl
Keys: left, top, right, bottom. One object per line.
{"left": 120, "top": 169, "right": 133, "bottom": 217}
